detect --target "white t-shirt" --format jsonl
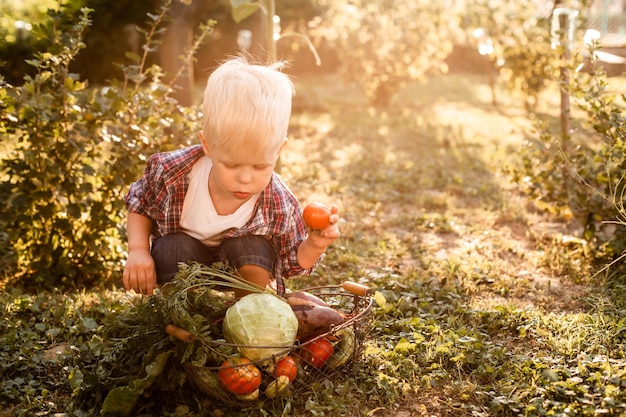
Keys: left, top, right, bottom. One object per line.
{"left": 180, "top": 156, "right": 259, "bottom": 246}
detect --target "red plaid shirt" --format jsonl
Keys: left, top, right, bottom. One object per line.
{"left": 124, "top": 145, "right": 316, "bottom": 292}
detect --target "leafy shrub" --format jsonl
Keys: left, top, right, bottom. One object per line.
{"left": 315, "top": 0, "right": 459, "bottom": 108}
{"left": 0, "top": 3, "right": 211, "bottom": 287}
{"left": 0, "top": 1, "right": 56, "bottom": 83}
{"left": 463, "top": 0, "right": 559, "bottom": 110}
{"left": 511, "top": 46, "right": 626, "bottom": 271}
{"left": 68, "top": 0, "right": 162, "bottom": 83}
{"left": 0, "top": 0, "right": 161, "bottom": 85}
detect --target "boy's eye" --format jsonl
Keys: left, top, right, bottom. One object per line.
{"left": 221, "top": 162, "right": 270, "bottom": 170}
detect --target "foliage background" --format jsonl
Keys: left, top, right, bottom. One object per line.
{"left": 1, "top": 0, "right": 626, "bottom": 415}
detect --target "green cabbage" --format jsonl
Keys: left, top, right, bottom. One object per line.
{"left": 222, "top": 293, "right": 299, "bottom": 361}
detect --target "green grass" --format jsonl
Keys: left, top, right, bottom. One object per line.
{"left": 2, "top": 72, "right": 626, "bottom": 416}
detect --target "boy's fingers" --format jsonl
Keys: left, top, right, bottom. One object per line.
{"left": 136, "top": 271, "right": 148, "bottom": 294}
{"left": 122, "top": 269, "right": 131, "bottom": 291}
{"left": 145, "top": 272, "right": 155, "bottom": 295}
{"left": 323, "top": 231, "right": 340, "bottom": 239}
{"left": 130, "top": 273, "right": 140, "bottom": 293}
{"left": 122, "top": 262, "right": 156, "bottom": 295}
{"left": 136, "top": 268, "right": 157, "bottom": 295}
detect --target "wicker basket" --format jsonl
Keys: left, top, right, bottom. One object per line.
{"left": 183, "top": 281, "right": 372, "bottom": 406}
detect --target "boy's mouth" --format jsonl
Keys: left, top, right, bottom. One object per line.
{"left": 234, "top": 191, "right": 252, "bottom": 199}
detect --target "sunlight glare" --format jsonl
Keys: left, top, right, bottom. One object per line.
{"left": 331, "top": 143, "right": 364, "bottom": 169}
{"left": 319, "top": 121, "right": 332, "bottom": 134}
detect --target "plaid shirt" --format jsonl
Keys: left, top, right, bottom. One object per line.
{"left": 125, "top": 145, "right": 316, "bottom": 292}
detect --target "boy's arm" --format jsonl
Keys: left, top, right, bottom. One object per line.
{"left": 123, "top": 211, "right": 157, "bottom": 295}
{"left": 296, "top": 205, "right": 341, "bottom": 269}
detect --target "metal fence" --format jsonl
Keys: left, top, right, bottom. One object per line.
{"left": 585, "top": 0, "right": 626, "bottom": 47}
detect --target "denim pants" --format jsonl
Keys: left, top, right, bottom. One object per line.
{"left": 151, "top": 233, "right": 277, "bottom": 285}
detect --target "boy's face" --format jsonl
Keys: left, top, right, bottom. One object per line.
{"left": 201, "top": 135, "right": 285, "bottom": 204}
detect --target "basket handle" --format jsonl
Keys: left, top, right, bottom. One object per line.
{"left": 342, "top": 281, "right": 371, "bottom": 296}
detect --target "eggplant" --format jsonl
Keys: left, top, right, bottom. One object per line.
{"left": 285, "top": 290, "right": 329, "bottom": 308}
{"left": 290, "top": 303, "right": 346, "bottom": 340}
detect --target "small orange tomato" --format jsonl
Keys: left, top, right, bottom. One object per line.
{"left": 273, "top": 356, "right": 298, "bottom": 382}
{"left": 303, "top": 202, "right": 331, "bottom": 230}
{"left": 217, "top": 357, "right": 262, "bottom": 395}
{"left": 299, "top": 338, "right": 334, "bottom": 368}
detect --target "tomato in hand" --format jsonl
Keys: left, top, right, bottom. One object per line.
{"left": 273, "top": 355, "right": 298, "bottom": 382}
{"left": 299, "top": 338, "right": 334, "bottom": 368}
{"left": 303, "top": 202, "right": 331, "bottom": 230}
{"left": 217, "top": 357, "right": 262, "bottom": 395}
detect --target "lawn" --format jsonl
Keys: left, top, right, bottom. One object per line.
{"left": 2, "top": 71, "right": 626, "bottom": 416}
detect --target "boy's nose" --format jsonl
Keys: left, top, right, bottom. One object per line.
{"left": 237, "top": 168, "right": 253, "bottom": 184}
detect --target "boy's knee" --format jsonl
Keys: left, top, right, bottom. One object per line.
{"left": 236, "top": 264, "right": 271, "bottom": 296}
{"left": 238, "top": 264, "right": 270, "bottom": 276}
{"left": 151, "top": 233, "right": 219, "bottom": 284}
{"left": 221, "top": 235, "right": 276, "bottom": 269}
{"left": 152, "top": 233, "right": 197, "bottom": 253}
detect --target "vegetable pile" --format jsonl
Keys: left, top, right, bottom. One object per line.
{"left": 93, "top": 262, "right": 368, "bottom": 415}
{"left": 208, "top": 287, "right": 362, "bottom": 401}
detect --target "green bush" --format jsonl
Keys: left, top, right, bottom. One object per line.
{"left": 0, "top": 0, "right": 161, "bottom": 85}
{"left": 511, "top": 46, "right": 626, "bottom": 272}
{"left": 69, "top": 0, "right": 163, "bottom": 84}
{"left": 316, "top": 0, "right": 459, "bottom": 108}
{"left": 463, "top": 0, "right": 559, "bottom": 110}
{"left": 0, "top": 3, "right": 211, "bottom": 288}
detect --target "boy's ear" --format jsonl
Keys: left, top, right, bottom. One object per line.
{"left": 277, "top": 137, "right": 288, "bottom": 155}
{"left": 199, "top": 131, "right": 211, "bottom": 156}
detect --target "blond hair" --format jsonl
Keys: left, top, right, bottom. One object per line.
{"left": 202, "top": 56, "right": 294, "bottom": 161}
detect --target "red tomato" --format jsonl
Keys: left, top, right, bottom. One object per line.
{"left": 300, "top": 338, "right": 334, "bottom": 368}
{"left": 303, "top": 202, "right": 331, "bottom": 230}
{"left": 273, "top": 356, "right": 298, "bottom": 382}
{"left": 217, "top": 357, "right": 262, "bottom": 395}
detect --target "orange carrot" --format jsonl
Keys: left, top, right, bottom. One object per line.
{"left": 165, "top": 324, "right": 196, "bottom": 343}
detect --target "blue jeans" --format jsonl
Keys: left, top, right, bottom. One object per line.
{"left": 151, "top": 233, "right": 277, "bottom": 285}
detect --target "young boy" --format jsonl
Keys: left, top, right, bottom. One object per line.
{"left": 122, "top": 57, "right": 340, "bottom": 297}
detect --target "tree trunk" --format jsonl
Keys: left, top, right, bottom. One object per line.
{"left": 160, "top": 0, "right": 215, "bottom": 106}
{"left": 159, "top": 0, "right": 269, "bottom": 106}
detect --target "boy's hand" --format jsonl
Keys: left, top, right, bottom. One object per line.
{"left": 307, "top": 204, "right": 341, "bottom": 249}
{"left": 123, "top": 250, "right": 157, "bottom": 295}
